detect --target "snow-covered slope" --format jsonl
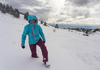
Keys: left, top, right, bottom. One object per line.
{"left": 0, "top": 12, "right": 100, "bottom": 70}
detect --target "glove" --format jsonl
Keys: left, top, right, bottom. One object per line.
{"left": 43, "top": 41, "right": 45, "bottom": 43}
{"left": 22, "top": 46, "right": 25, "bottom": 49}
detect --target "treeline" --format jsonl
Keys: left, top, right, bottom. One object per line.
{"left": 64, "top": 28, "right": 100, "bottom": 36}
{"left": 41, "top": 20, "right": 59, "bottom": 29}
{"left": 0, "top": 2, "right": 29, "bottom": 20}
{"left": 40, "top": 21, "right": 47, "bottom": 26}
{"left": 47, "top": 23, "right": 100, "bottom": 36}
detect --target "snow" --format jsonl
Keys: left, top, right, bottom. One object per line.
{"left": 0, "top": 12, "right": 100, "bottom": 70}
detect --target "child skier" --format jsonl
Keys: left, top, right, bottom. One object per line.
{"left": 21, "top": 15, "right": 48, "bottom": 63}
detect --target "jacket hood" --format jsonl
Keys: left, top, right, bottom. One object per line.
{"left": 28, "top": 15, "right": 38, "bottom": 24}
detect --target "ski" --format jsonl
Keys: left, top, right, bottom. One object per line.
{"left": 44, "top": 62, "right": 50, "bottom": 68}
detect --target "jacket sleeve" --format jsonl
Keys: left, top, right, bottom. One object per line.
{"left": 39, "top": 26, "right": 46, "bottom": 42}
{"left": 21, "top": 25, "right": 29, "bottom": 46}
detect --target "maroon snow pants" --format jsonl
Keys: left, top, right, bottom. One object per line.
{"left": 29, "top": 39, "right": 48, "bottom": 62}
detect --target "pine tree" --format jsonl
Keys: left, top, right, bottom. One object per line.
{"left": 55, "top": 24, "right": 59, "bottom": 28}
{"left": 13, "top": 9, "right": 20, "bottom": 18}
{"left": 5, "top": 4, "right": 10, "bottom": 13}
{"left": 1, "top": 4, "right": 6, "bottom": 14}
{"left": 41, "top": 21, "right": 43, "bottom": 24}
{"left": 44, "top": 22, "right": 47, "bottom": 26}
{"left": 24, "top": 12, "right": 29, "bottom": 20}
{"left": 0, "top": 2, "right": 2, "bottom": 10}
{"left": 9, "top": 6, "right": 14, "bottom": 15}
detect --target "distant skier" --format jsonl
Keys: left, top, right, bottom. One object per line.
{"left": 21, "top": 15, "right": 48, "bottom": 63}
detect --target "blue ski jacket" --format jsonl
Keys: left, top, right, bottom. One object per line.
{"left": 21, "top": 15, "right": 46, "bottom": 46}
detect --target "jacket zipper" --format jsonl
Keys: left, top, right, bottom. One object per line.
{"left": 31, "top": 23, "right": 37, "bottom": 42}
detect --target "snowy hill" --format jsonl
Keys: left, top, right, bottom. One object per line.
{"left": 0, "top": 12, "right": 100, "bottom": 70}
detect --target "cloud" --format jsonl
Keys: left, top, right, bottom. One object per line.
{"left": 57, "top": 18, "right": 66, "bottom": 22}
{"left": 70, "top": 0, "right": 90, "bottom": 6}
{"left": 61, "top": 2, "right": 90, "bottom": 18}
{"left": 71, "top": 8, "right": 90, "bottom": 18}
{"left": 59, "top": 0, "right": 100, "bottom": 24}
{"left": 2, "top": 0, "right": 52, "bottom": 21}
{"left": 33, "top": 7, "right": 52, "bottom": 21}
{"left": 68, "top": 0, "right": 100, "bottom": 7}
{"left": 1, "top": 0, "right": 100, "bottom": 25}
{"left": 94, "top": 4, "right": 100, "bottom": 12}
{"left": 10, "top": 0, "right": 42, "bottom": 7}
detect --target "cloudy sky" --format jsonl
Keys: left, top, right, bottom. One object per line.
{"left": 0, "top": 0, "right": 100, "bottom": 25}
